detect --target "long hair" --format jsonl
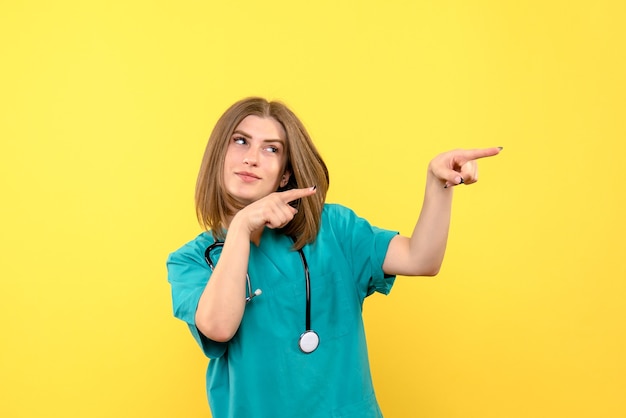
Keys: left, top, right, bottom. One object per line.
{"left": 195, "top": 97, "right": 329, "bottom": 249}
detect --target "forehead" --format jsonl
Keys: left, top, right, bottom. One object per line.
{"left": 235, "top": 115, "right": 286, "bottom": 140}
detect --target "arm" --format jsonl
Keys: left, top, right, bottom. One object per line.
{"left": 194, "top": 187, "right": 317, "bottom": 342}
{"left": 382, "top": 147, "right": 501, "bottom": 277}
{"left": 195, "top": 217, "right": 252, "bottom": 342}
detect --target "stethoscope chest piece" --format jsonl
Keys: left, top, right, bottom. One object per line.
{"left": 299, "top": 330, "right": 320, "bottom": 354}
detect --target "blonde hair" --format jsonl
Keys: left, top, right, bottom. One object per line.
{"left": 195, "top": 97, "right": 329, "bottom": 249}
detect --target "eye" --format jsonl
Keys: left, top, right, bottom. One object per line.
{"left": 264, "top": 145, "right": 279, "bottom": 153}
{"left": 233, "top": 136, "right": 247, "bottom": 145}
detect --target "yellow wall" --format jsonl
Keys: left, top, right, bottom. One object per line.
{"left": 1, "top": 1, "right": 624, "bottom": 417}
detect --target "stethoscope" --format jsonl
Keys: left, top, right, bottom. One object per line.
{"left": 204, "top": 240, "right": 320, "bottom": 354}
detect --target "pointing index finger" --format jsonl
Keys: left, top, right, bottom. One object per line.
{"left": 459, "top": 147, "right": 502, "bottom": 162}
{"left": 278, "top": 186, "right": 317, "bottom": 204}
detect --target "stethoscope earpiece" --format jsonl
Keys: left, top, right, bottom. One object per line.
{"left": 246, "top": 288, "right": 262, "bottom": 302}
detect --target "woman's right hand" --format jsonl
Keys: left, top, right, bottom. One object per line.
{"left": 235, "top": 186, "right": 318, "bottom": 233}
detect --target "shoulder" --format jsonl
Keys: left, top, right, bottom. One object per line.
{"left": 320, "top": 203, "right": 397, "bottom": 242}
{"left": 321, "top": 203, "right": 358, "bottom": 221}
{"left": 167, "top": 231, "right": 216, "bottom": 266}
{"left": 319, "top": 203, "right": 367, "bottom": 239}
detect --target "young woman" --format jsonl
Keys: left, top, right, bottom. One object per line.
{"left": 167, "top": 97, "right": 500, "bottom": 417}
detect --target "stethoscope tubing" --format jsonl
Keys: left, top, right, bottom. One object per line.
{"left": 295, "top": 245, "right": 311, "bottom": 331}
{"left": 204, "top": 238, "right": 316, "bottom": 353}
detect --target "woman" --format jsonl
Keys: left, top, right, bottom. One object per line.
{"left": 167, "top": 97, "right": 500, "bottom": 417}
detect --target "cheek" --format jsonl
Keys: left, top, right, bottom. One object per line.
{"left": 224, "top": 145, "right": 238, "bottom": 161}
{"left": 224, "top": 147, "right": 245, "bottom": 169}
{"left": 266, "top": 163, "right": 284, "bottom": 186}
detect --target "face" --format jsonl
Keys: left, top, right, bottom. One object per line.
{"left": 223, "top": 115, "right": 290, "bottom": 206}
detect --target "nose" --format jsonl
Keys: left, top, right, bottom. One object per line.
{"left": 243, "top": 147, "right": 258, "bottom": 166}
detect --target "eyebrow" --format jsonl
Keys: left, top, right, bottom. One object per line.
{"left": 233, "top": 129, "right": 285, "bottom": 144}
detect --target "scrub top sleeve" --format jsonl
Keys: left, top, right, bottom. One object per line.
{"left": 366, "top": 225, "right": 398, "bottom": 296}
{"left": 166, "top": 244, "right": 227, "bottom": 359}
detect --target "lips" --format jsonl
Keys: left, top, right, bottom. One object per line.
{"left": 236, "top": 171, "right": 261, "bottom": 182}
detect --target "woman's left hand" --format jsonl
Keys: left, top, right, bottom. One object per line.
{"left": 428, "top": 147, "right": 502, "bottom": 188}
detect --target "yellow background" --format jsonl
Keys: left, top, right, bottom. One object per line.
{"left": 1, "top": 1, "right": 624, "bottom": 417}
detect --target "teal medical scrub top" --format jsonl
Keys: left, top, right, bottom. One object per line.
{"left": 167, "top": 204, "right": 398, "bottom": 418}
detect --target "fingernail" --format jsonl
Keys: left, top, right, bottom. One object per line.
{"left": 311, "top": 185, "right": 317, "bottom": 191}
{"left": 498, "top": 146, "right": 503, "bottom": 150}
{"left": 444, "top": 178, "right": 463, "bottom": 189}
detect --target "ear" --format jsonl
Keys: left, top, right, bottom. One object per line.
{"left": 280, "top": 170, "right": 291, "bottom": 188}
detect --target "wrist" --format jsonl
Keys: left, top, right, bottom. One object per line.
{"left": 227, "top": 211, "right": 254, "bottom": 238}
{"left": 425, "top": 168, "right": 448, "bottom": 190}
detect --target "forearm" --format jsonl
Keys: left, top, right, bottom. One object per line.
{"left": 407, "top": 171, "right": 454, "bottom": 275}
{"left": 383, "top": 171, "right": 453, "bottom": 277}
{"left": 195, "top": 217, "right": 251, "bottom": 342}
